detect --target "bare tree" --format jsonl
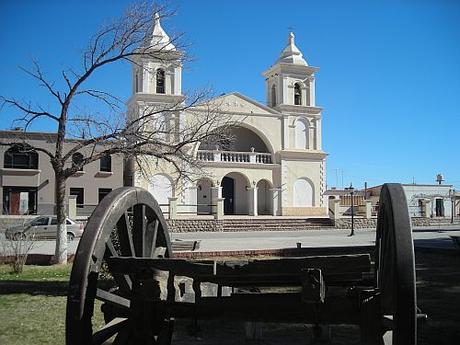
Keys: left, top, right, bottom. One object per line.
{"left": 0, "top": 1, "right": 238, "bottom": 264}
{"left": 0, "top": 223, "right": 36, "bottom": 274}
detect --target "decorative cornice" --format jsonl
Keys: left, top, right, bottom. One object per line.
{"left": 127, "top": 93, "right": 185, "bottom": 105}
{"left": 276, "top": 104, "right": 322, "bottom": 115}
{"left": 262, "top": 64, "right": 319, "bottom": 78}
{"left": 277, "top": 149, "right": 327, "bottom": 160}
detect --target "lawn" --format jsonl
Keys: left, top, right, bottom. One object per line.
{"left": 0, "top": 263, "right": 72, "bottom": 282}
{"left": 0, "top": 264, "right": 104, "bottom": 345}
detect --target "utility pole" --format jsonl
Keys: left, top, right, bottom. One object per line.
{"left": 347, "top": 183, "right": 355, "bottom": 237}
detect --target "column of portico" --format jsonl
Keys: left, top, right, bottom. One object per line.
{"left": 248, "top": 187, "right": 258, "bottom": 216}
{"left": 211, "top": 184, "right": 222, "bottom": 216}
{"left": 269, "top": 188, "right": 281, "bottom": 216}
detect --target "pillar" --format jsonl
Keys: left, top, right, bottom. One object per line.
{"left": 68, "top": 195, "right": 77, "bottom": 220}
{"left": 168, "top": 197, "right": 178, "bottom": 220}
{"left": 269, "top": 188, "right": 280, "bottom": 216}
{"left": 329, "top": 199, "right": 341, "bottom": 221}
{"left": 365, "top": 201, "right": 372, "bottom": 219}
{"left": 211, "top": 186, "right": 222, "bottom": 217}
{"left": 248, "top": 187, "right": 258, "bottom": 216}
{"left": 215, "top": 198, "right": 224, "bottom": 220}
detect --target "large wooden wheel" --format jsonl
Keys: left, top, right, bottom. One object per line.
{"left": 66, "top": 187, "right": 173, "bottom": 345}
{"left": 375, "top": 183, "right": 417, "bottom": 345}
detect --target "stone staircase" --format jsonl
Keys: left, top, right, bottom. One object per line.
{"left": 168, "top": 218, "right": 334, "bottom": 233}
{"left": 221, "top": 218, "right": 334, "bottom": 232}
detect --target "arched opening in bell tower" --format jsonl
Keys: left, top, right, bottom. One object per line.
{"left": 156, "top": 69, "right": 165, "bottom": 94}
{"left": 294, "top": 83, "right": 302, "bottom": 105}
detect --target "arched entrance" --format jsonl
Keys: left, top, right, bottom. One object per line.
{"left": 257, "top": 179, "right": 273, "bottom": 215}
{"left": 222, "top": 172, "right": 250, "bottom": 215}
{"left": 197, "top": 178, "right": 213, "bottom": 215}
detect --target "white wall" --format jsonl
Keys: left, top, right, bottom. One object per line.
{"left": 295, "top": 120, "right": 308, "bottom": 149}
{"left": 293, "top": 178, "right": 314, "bottom": 207}
{"left": 148, "top": 174, "right": 172, "bottom": 210}
{"left": 197, "top": 178, "right": 213, "bottom": 214}
{"left": 403, "top": 184, "right": 453, "bottom": 218}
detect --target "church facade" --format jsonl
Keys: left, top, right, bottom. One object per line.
{"left": 129, "top": 15, "right": 327, "bottom": 217}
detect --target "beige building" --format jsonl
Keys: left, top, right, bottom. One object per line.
{"left": 130, "top": 16, "right": 328, "bottom": 217}
{"left": 0, "top": 131, "right": 123, "bottom": 216}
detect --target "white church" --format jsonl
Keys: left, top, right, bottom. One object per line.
{"left": 129, "top": 15, "right": 327, "bottom": 217}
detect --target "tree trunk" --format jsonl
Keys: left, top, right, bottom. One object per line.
{"left": 54, "top": 173, "right": 68, "bottom": 264}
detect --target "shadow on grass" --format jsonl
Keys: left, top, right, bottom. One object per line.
{"left": 0, "top": 280, "right": 69, "bottom": 296}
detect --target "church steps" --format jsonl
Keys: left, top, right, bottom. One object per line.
{"left": 167, "top": 218, "right": 333, "bottom": 233}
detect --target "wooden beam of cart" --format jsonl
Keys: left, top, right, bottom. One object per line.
{"left": 107, "top": 254, "right": 372, "bottom": 286}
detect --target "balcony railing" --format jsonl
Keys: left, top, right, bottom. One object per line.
{"left": 197, "top": 150, "right": 272, "bottom": 164}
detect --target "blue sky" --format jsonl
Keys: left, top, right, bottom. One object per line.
{"left": 1, "top": 0, "right": 459, "bottom": 190}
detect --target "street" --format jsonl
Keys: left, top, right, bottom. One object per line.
{"left": 1, "top": 226, "right": 459, "bottom": 256}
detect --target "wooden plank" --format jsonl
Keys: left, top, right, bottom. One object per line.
{"left": 107, "top": 254, "right": 371, "bottom": 286}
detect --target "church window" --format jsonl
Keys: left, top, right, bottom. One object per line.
{"left": 271, "top": 84, "right": 276, "bottom": 106}
{"left": 156, "top": 69, "right": 165, "bottom": 94}
{"left": 294, "top": 83, "right": 302, "bottom": 105}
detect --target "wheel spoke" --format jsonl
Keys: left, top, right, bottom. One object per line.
{"left": 96, "top": 288, "right": 130, "bottom": 309}
{"left": 93, "top": 317, "right": 128, "bottom": 345}
{"left": 116, "top": 211, "right": 135, "bottom": 257}
{"left": 133, "top": 204, "right": 146, "bottom": 257}
{"left": 105, "top": 240, "right": 133, "bottom": 292}
{"left": 145, "top": 219, "right": 159, "bottom": 258}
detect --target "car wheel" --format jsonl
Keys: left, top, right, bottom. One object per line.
{"left": 13, "top": 233, "right": 25, "bottom": 241}
{"left": 67, "top": 233, "right": 75, "bottom": 242}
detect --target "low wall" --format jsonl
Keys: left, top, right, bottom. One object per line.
{"left": 167, "top": 220, "right": 224, "bottom": 233}
{"left": 334, "top": 217, "right": 460, "bottom": 229}
{"left": 333, "top": 218, "right": 377, "bottom": 229}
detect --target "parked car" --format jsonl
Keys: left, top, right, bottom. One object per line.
{"left": 5, "top": 216, "right": 84, "bottom": 241}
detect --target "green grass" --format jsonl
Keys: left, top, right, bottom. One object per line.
{"left": 0, "top": 294, "right": 68, "bottom": 345}
{"left": 0, "top": 264, "right": 105, "bottom": 345}
{"left": 0, "top": 264, "right": 72, "bottom": 281}
{"left": 0, "top": 294, "right": 105, "bottom": 345}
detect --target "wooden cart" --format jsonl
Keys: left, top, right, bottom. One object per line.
{"left": 66, "top": 183, "right": 423, "bottom": 344}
